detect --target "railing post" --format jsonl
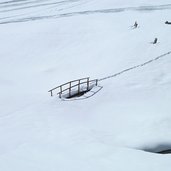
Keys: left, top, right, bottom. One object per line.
{"left": 60, "top": 86, "right": 62, "bottom": 94}
{"left": 58, "top": 86, "right": 62, "bottom": 98}
{"left": 96, "top": 79, "right": 98, "bottom": 86}
{"left": 59, "top": 92, "right": 61, "bottom": 98}
{"left": 87, "top": 77, "right": 89, "bottom": 91}
{"left": 50, "top": 90, "right": 53, "bottom": 96}
{"left": 78, "top": 80, "right": 80, "bottom": 94}
{"left": 69, "top": 82, "right": 71, "bottom": 97}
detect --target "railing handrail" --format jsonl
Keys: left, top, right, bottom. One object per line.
{"left": 48, "top": 77, "right": 89, "bottom": 92}
{"left": 57, "top": 79, "right": 98, "bottom": 95}
{"left": 48, "top": 77, "right": 98, "bottom": 97}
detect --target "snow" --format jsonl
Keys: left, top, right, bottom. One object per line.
{"left": 0, "top": 0, "right": 171, "bottom": 170}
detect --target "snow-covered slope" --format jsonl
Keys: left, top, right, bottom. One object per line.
{"left": 0, "top": 0, "right": 171, "bottom": 170}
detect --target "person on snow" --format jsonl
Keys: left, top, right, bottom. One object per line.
{"left": 134, "top": 21, "right": 138, "bottom": 28}
{"left": 153, "top": 38, "right": 158, "bottom": 44}
{"left": 165, "top": 21, "right": 171, "bottom": 24}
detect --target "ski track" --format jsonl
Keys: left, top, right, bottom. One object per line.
{"left": 0, "top": 3, "right": 171, "bottom": 25}
{"left": 99, "top": 51, "right": 171, "bottom": 82}
{"left": 0, "top": 0, "right": 81, "bottom": 13}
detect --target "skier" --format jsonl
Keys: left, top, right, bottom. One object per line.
{"left": 165, "top": 21, "right": 171, "bottom": 24}
{"left": 134, "top": 21, "right": 138, "bottom": 28}
{"left": 153, "top": 38, "right": 158, "bottom": 44}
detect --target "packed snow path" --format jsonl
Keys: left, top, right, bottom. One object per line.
{"left": 99, "top": 51, "right": 171, "bottom": 81}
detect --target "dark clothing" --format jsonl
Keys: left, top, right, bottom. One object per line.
{"left": 165, "top": 21, "right": 171, "bottom": 24}
{"left": 153, "top": 38, "right": 158, "bottom": 44}
{"left": 134, "top": 22, "right": 138, "bottom": 28}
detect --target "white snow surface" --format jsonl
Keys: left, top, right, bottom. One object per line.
{"left": 0, "top": 0, "right": 171, "bottom": 170}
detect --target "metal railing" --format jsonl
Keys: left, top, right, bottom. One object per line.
{"left": 48, "top": 77, "right": 98, "bottom": 98}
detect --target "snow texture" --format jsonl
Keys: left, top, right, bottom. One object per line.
{"left": 0, "top": 0, "right": 171, "bottom": 170}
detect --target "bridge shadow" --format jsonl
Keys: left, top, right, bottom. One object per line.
{"left": 61, "top": 85, "right": 103, "bottom": 101}
{"left": 141, "top": 143, "right": 171, "bottom": 154}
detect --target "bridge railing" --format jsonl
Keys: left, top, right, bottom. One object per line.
{"left": 48, "top": 77, "right": 98, "bottom": 98}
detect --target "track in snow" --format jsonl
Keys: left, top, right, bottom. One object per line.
{"left": 0, "top": 3, "right": 171, "bottom": 24}
{"left": 99, "top": 51, "right": 171, "bottom": 82}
